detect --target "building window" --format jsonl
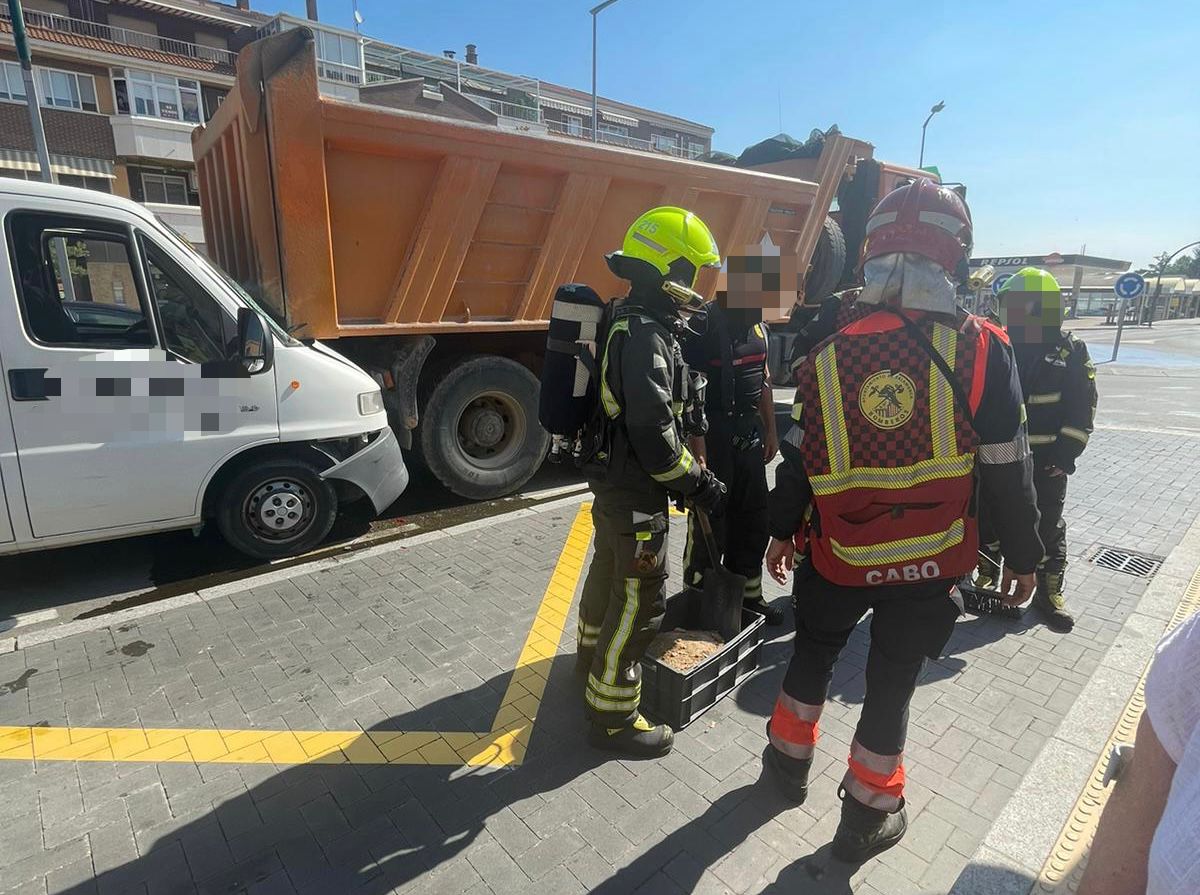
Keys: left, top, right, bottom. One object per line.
{"left": 37, "top": 67, "right": 98, "bottom": 112}
{"left": 1, "top": 61, "right": 27, "bottom": 102}
{"left": 565, "top": 115, "right": 584, "bottom": 137}
{"left": 0, "top": 169, "right": 111, "bottom": 193}
{"left": 117, "top": 71, "right": 202, "bottom": 123}
{"left": 141, "top": 172, "right": 190, "bottom": 205}
{"left": 598, "top": 123, "right": 629, "bottom": 137}
{"left": 651, "top": 134, "right": 679, "bottom": 154}
{"left": 314, "top": 28, "right": 361, "bottom": 84}
{"left": 687, "top": 141, "right": 706, "bottom": 159}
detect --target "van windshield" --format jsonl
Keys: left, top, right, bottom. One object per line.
{"left": 153, "top": 216, "right": 296, "bottom": 345}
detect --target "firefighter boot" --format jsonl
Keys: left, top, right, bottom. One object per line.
{"left": 974, "top": 546, "right": 1002, "bottom": 591}
{"left": 831, "top": 791, "right": 908, "bottom": 864}
{"left": 588, "top": 713, "right": 674, "bottom": 758}
{"left": 746, "top": 598, "right": 785, "bottom": 626}
{"left": 764, "top": 749, "right": 810, "bottom": 803}
{"left": 1034, "top": 572, "right": 1075, "bottom": 633}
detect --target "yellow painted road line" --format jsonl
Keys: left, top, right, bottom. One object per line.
{"left": 1034, "top": 564, "right": 1200, "bottom": 893}
{"left": 0, "top": 504, "right": 594, "bottom": 769}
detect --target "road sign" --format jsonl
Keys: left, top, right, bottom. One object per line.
{"left": 991, "top": 274, "right": 1012, "bottom": 296}
{"left": 1114, "top": 272, "right": 1146, "bottom": 300}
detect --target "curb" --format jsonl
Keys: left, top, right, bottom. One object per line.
{"left": 951, "top": 510, "right": 1200, "bottom": 893}
{"left": 10, "top": 491, "right": 591, "bottom": 651}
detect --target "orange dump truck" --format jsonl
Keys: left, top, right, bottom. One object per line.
{"left": 192, "top": 29, "right": 857, "bottom": 499}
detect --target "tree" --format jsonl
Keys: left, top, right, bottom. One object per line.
{"left": 1147, "top": 247, "right": 1200, "bottom": 278}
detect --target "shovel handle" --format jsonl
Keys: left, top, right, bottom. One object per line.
{"left": 693, "top": 508, "right": 722, "bottom": 560}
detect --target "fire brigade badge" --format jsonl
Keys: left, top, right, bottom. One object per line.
{"left": 860, "top": 370, "right": 915, "bottom": 430}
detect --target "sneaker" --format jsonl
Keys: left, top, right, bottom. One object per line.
{"left": 831, "top": 791, "right": 908, "bottom": 864}
{"left": 587, "top": 714, "right": 674, "bottom": 758}
{"left": 746, "top": 598, "right": 785, "bottom": 626}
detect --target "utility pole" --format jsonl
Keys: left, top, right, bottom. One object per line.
{"left": 919, "top": 100, "right": 945, "bottom": 169}
{"left": 7, "top": 0, "right": 54, "bottom": 184}
{"left": 590, "top": 0, "right": 621, "bottom": 143}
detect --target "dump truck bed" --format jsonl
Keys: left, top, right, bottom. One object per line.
{"left": 192, "top": 29, "right": 853, "bottom": 340}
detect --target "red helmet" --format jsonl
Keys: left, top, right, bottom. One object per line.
{"left": 861, "top": 178, "right": 973, "bottom": 281}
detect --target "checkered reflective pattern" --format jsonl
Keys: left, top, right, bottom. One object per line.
{"left": 797, "top": 315, "right": 981, "bottom": 476}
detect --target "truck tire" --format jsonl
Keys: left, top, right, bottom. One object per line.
{"left": 805, "top": 216, "right": 846, "bottom": 304}
{"left": 216, "top": 458, "right": 338, "bottom": 560}
{"left": 420, "top": 355, "right": 550, "bottom": 500}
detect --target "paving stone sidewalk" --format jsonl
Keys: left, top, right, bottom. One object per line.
{"left": 0, "top": 426, "right": 1198, "bottom": 895}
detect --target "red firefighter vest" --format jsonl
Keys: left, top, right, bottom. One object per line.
{"left": 794, "top": 309, "right": 990, "bottom": 587}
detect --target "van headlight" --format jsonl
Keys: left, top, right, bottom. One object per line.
{"left": 358, "top": 390, "right": 384, "bottom": 416}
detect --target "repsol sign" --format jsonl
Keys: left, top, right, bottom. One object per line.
{"left": 865, "top": 561, "right": 942, "bottom": 585}
{"left": 973, "top": 257, "right": 1033, "bottom": 267}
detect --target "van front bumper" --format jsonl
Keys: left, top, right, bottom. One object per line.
{"left": 321, "top": 427, "right": 409, "bottom": 514}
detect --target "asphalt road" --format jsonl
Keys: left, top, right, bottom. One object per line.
{"left": 3, "top": 317, "right": 1196, "bottom": 629}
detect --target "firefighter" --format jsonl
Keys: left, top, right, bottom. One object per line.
{"left": 762, "top": 179, "right": 1044, "bottom": 863}
{"left": 976, "top": 268, "right": 1098, "bottom": 632}
{"left": 682, "top": 247, "right": 785, "bottom": 625}
{"left": 576, "top": 206, "right": 728, "bottom": 758}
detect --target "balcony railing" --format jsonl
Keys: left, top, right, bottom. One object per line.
{"left": 1, "top": 8, "right": 237, "bottom": 69}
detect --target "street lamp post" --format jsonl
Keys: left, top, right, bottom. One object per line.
{"left": 1145, "top": 239, "right": 1200, "bottom": 327}
{"left": 590, "top": 0, "right": 621, "bottom": 143}
{"left": 918, "top": 100, "right": 945, "bottom": 169}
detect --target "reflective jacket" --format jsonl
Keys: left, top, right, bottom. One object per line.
{"left": 770, "top": 308, "right": 1044, "bottom": 585}
{"left": 1013, "top": 334, "right": 1097, "bottom": 474}
{"left": 592, "top": 298, "right": 704, "bottom": 499}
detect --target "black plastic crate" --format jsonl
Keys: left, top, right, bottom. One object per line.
{"left": 639, "top": 588, "right": 767, "bottom": 730}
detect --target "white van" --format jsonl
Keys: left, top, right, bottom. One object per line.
{"left": 0, "top": 180, "right": 408, "bottom": 560}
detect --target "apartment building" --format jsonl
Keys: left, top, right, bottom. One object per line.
{"left": 0, "top": 0, "right": 265, "bottom": 252}
{"left": 2, "top": 1, "right": 714, "bottom": 257}
{"left": 263, "top": 13, "right": 715, "bottom": 159}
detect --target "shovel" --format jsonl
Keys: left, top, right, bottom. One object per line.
{"left": 692, "top": 508, "right": 745, "bottom": 641}
{"left": 957, "top": 551, "right": 1023, "bottom": 619}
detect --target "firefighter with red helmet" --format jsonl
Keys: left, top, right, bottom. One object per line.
{"left": 762, "top": 179, "right": 1044, "bottom": 863}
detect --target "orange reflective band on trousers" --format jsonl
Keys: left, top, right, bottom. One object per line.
{"left": 768, "top": 693, "right": 823, "bottom": 760}
{"left": 843, "top": 738, "right": 905, "bottom": 812}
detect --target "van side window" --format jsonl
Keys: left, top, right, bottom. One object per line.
{"left": 139, "top": 238, "right": 236, "bottom": 364}
{"left": 6, "top": 212, "right": 154, "bottom": 348}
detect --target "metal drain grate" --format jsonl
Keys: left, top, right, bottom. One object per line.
{"left": 1091, "top": 546, "right": 1164, "bottom": 578}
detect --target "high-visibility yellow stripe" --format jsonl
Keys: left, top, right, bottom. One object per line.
{"left": 815, "top": 344, "right": 850, "bottom": 474}
{"left": 791, "top": 401, "right": 804, "bottom": 422}
{"left": 0, "top": 504, "right": 597, "bottom": 769}
{"left": 650, "top": 448, "right": 694, "bottom": 482}
{"left": 1060, "top": 426, "right": 1089, "bottom": 444}
{"left": 600, "top": 318, "right": 630, "bottom": 418}
{"left": 830, "top": 519, "right": 966, "bottom": 567}
{"left": 602, "top": 578, "right": 640, "bottom": 686}
{"left": 587, "top": 673, "right": 638, "bottom": 700}
{"left": 585, "top": 689, "right": 640, "bottom": 713}
{"left": 808, "top": 452, "right": 976, "bottom": 495}
{"left": 1030, "top": 434, "right": 1058, "bottom": 445}
{"left": 1028, "top": 392, "right": 1062, "bottom": 405}
{"left": 929, "top": 324, "right": 957, "bottom": 459}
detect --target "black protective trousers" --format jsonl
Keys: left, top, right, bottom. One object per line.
{"left": 981, "top": 464, "right": 1068, "bottom": 587}
{"left": 576, "top": 490, "right": 670, "bottom": 727}
{"left": 780, "top": 560, "right": 960, "bottom": 757}
{"left": 683, "top": 425, "right": 769, "bottom": 600}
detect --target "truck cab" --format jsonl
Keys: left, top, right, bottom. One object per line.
{"left": 0, "top": 179, "right": 408, "bottom": 560}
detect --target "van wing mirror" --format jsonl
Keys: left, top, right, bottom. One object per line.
{"left": 237, "top": 306, "right": 275, "bottom": 375}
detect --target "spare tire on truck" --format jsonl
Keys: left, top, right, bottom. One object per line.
{"left": 805, "top": 216, "right": 847, "bottom": 304}
{"left": 419, "top": 355, "right": 551, "bottom": 500}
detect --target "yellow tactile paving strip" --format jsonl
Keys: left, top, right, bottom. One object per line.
{"left": 1034, "top": 564, "right": 1200, "bottom": 893}
{"left": 0, "top": 503, "right": 593, "bottom": 769}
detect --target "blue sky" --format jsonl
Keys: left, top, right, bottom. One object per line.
{"left": 265, "top": 0, "right": 1198, "bottom": 268}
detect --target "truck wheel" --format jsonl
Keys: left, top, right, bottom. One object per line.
{"left": 805, "top": 216, "right": 847, "bottom": 304}
{"left": 216, "top": 458, "right": 338, "bottom": 559}
{"left": 420, "top": 355, "right": 550, "bottom": 500}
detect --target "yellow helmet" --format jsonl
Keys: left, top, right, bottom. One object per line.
{"left": 997, "top": 266, "right": 1064, "bottom": 340}
{"left": 607, "top": 206, "right": 721, "bottom": 311}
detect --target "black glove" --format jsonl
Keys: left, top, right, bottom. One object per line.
{"left": 691, "top": 469, "right": 728, "bottom": 517}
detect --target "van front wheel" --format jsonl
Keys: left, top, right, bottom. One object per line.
{"left": 217, "top": 458, "right": 338, "bottom": 559}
